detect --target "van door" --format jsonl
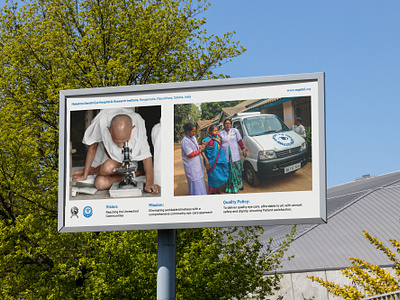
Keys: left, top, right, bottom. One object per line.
{"left": 232, "top": 120, "right": 243, "bottom": 137}
{"left": 233, "top": 120, "right": 245, "bottom": 163}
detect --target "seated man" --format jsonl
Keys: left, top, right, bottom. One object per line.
{"left": 72, "top": 108, "right": 159, "bottom": 194}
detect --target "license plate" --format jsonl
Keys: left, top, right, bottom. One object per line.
{"left": 284, "top": 163, "right": 301, "bottom": 174}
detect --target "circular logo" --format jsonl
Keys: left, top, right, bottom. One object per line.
{"left": 273, "top": 133, "right": 294, "bottom": 146}
{"left": 70, "top": 206, "right": 79, "bottom": 218}
{"left": 83, "top": 206, "right": 93, "bottom": 218}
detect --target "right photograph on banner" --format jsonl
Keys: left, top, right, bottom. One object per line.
{"left": 174, "top": 96, "right": 312, "bottom": 197}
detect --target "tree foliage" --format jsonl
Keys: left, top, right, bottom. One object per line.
{"left": 200, "top": 100, "right": 243, "bottom": 120}
{"left": 309, "top": 228, "right": 400, "bottom": 299}
{"left": 0, "top": 0, "right": 291, "bottom": 298}
{"left": 176, "top": 226, "right": 295, "bottom": 300}
{"left": 174, "top": 103, "right": 201, "bottom": 142}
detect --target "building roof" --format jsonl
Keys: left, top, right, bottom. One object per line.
{"left": 197, "top": 119, "right": 214, "bottom": 130}
{"left": 262, "top": 171, "right": 400, "bottom": 274}
{"left": 198, "top": 97, "right": 302, "bottom": 131}
{"left": 198, "top": 99, "right": 265, "bottom": 130}
{"left": 220, "top": 99, "right": 261, "bottom": 117}
{"left": 243, "top": 97, "right": 281, "bottom": 111}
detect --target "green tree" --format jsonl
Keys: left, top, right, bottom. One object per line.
{"left": 174, "top": 103, "right": 201, "bottom": 142}
{"left": 201, "top": 100, "right": 243, "bottom": 120}
{"left": 177, "top": 226, "right": 296, "bottom": 300}
{"left": 0, "top": 0, "right": 290, "bottom": 298}
{"left": 309, "top": 228, "right": 400, "bottom": 299}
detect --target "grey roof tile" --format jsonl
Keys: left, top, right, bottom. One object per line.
{"left": 262, "top": 171, "right": 400, "bottom": 273}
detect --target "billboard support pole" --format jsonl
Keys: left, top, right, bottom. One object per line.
{"left": 157, "top": 229, "right": 176, "bottom": 300}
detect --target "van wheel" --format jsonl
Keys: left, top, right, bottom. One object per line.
{"left": 244, "top": 163, "right": 259, "bottom": 187}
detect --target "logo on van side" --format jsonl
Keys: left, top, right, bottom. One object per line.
{"left": 273, "top": 133, "right": 294, "bottom": 146}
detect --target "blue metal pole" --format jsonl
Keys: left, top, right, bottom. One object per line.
{"left": 157, "top": 229, "right": 176, "bottom": 300}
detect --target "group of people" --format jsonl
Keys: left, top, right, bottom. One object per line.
{"left": 180, "top": 119, "right": 247, "bottom": 195}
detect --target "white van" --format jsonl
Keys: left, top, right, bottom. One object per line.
{"left": 230, "top": 112, "right": 308, "bottom": 186}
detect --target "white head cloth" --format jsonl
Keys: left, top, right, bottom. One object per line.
{"left": 82, "top": 108, "right": 152, "bottom": 163}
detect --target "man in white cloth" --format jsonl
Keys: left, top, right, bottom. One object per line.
{"left": 294, "top": 117, "right": 306, "bottom": 138}
{"left": 151, "top": 122, "right": 161, "bottom": 186}
{"left": 72, "top": 108, "right": 159, "bottom": 194}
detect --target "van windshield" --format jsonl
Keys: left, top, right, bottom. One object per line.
{"left": 243, "top": 115, "right": 290, "bottom": 137}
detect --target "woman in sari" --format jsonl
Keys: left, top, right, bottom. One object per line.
{"left": 202, "top": 125, "right": 229, "bottom": 194}
{"left": 220, "top": 119, "right": 247, "bottom": 193}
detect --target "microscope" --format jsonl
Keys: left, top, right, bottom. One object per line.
{"left": 109, "top": 141, "right": 142, "bottom": 197}
{"left": 114, "top": 141, "right": 138, "bottom": 188}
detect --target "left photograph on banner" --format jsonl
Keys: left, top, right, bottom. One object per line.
{"left": 69, "top": 106, "right": 161, "bottom": 200}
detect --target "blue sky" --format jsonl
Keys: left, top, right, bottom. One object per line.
{"left": 0, "top": 0, "right": 398, "bottom": 187}
{"left": 203, "top": 0, "right": 400, "bottom": 187}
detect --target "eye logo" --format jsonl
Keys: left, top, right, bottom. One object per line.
{"left": 273, "top": 133, "right": 294, "bottom": 146}
{"left": 83, "top": 206, "right": 93, "bottom": 218}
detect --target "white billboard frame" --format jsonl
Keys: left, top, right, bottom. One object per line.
{"left": 58, "top": 72, "right": 326, "bottom": 233}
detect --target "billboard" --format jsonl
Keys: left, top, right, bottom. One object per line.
{"left": 58, "top": 73, "right": 326, "bottom": 232}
